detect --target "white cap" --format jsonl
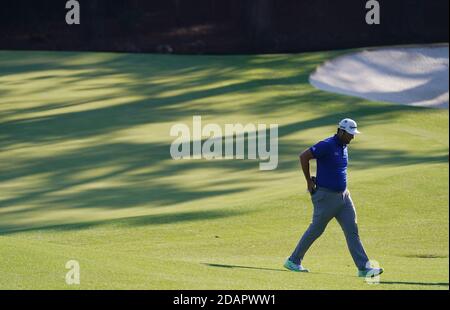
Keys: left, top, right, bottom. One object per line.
{"left": 338, "top": 118, "right": 361, "bottom": 135}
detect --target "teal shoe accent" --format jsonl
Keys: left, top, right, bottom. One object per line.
{"left": 283, "top": 259, "right": 309, "bottom": 272}
{"left": 358, "top": 267, "right": 384, "bottom": 278}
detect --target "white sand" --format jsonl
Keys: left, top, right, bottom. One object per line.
{"left": 309, "top": 45, "right": 449, "bottom": 109}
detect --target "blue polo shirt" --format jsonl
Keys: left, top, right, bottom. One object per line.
{"left": 309, "top": 135, "right": 348, "bottom": 192}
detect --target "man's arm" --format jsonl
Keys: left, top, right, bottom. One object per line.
{"left": 299, "top": 149, "right": 316, "bottom": 194}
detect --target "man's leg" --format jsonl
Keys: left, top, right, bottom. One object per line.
{"left": 289, "top": 190, "right": 338, "bottom": 265}
{"left": 335, "top": 191, "right": 370, "bottom": 270}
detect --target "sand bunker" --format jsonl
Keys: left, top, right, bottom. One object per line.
{"left": 310, "top": 45, "right": 449, "bottom": 109}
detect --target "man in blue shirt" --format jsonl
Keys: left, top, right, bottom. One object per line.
{"left": 284, "top": 118, "right": 383, "bottom": 278}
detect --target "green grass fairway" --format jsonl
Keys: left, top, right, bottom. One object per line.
{"left": 0, "top": 50, "right": 448, "bottom": 290}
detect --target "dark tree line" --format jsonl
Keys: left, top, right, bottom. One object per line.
{"left": 0, "top": 0, "right": 448, "bottom": 54}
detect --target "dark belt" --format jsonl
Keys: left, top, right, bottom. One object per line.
{"left": 317, "top": 187, "right": 347, "bottom": 194}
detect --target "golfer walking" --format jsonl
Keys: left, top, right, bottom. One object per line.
{"left": 284, "top": 118, "right": 383, "bottom": 277}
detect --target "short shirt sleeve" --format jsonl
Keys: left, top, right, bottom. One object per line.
{"left": 310, "top": 141, "right": 331, "bottom": 159}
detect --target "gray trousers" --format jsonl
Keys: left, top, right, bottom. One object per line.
{"left": 289, "top": 188, "right": 369, "bottom": 270}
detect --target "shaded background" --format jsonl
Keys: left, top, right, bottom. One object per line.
{"left": 0, "top": 0, "right": 449, "bottom": 54}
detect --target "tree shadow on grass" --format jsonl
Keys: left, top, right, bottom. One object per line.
{"left": 0, "top": 209, "right": 246, "bottom": 235}
{"left": 1, "top": 50, "right": 437, "bottom": 150}
{"left": 0, "top": 117, "right": 446, "bottom": 233}
{"left": 1, "top": 135, "right": 445, "bottom": 214}
{"left": 0, "top": 50, "right": 447, "bottom": 234}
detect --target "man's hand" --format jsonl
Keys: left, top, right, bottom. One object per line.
{"left": 307, "top": 177, "right": 317, "bottom": 195}
{"left": 299, "top": 149, "right": 316, "bottom": 194}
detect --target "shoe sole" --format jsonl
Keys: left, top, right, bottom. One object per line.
{"left": 283, "top": 263, "right": 309, "bottom": 273}
{"left": 358, "top": 269, "right": 384, "bottom": 278}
